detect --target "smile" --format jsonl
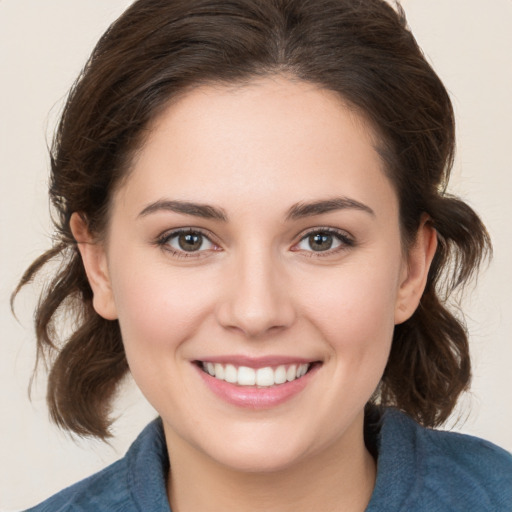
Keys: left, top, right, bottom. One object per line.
{"left": 194, "top": 358, "right": 321, "bottom": 409}
{"left": 200, "top": 362, "right": 310, "bottom": 387}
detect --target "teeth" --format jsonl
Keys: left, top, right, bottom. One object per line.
{"left": 201, "top": 362, "right": 311, "bottom": 387}
{"left": 256, "top": 367, "right": 274, "bottom": 387}
{"left": 238, "top": 366, "right": 256, "bottom": 386}
{"left": 286, "top": 364, "right": 297, "bottom": 382}
{"left": 224, "top": 364, "right": 237, "bottom": 383}
{"left": 214, "top": 363, "right": 225, "bottom": 380}
{"left": 274, "top": 365, "right": 287, "bottom": 384}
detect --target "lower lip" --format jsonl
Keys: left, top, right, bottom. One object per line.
{"left": 195, "top": 364, "right": 320, "bottom": 409}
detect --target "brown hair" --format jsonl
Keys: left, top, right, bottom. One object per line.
{"left": 13, "top": 0, "right": 491, "bottom": 438}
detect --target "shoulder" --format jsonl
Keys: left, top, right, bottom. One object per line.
{"left": 367, "top": 408, "right": 512, "bottom": 512}
{"left": 24, "top": 458, "right": 130, "bottom": 512}
{"left": 421, "top": 420, "right": 512, "bottom": 477}
{"left": 25, "top": 418, "right": 170, "bottom": 512}
{"left": 419, "top": 422, "right": 512, "bottom": 509}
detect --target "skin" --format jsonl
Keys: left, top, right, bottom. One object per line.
{"left": 72, "top": 76, "right": 437, "bottom": 512}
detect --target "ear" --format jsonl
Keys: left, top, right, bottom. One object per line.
{"left": 70, "top": 212, "right": 118, "bottom": 320}
{"left": 394, "top": 215, "right": 437, "bottom": 325}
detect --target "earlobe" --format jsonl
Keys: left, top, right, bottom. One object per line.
{"left": 70, "top": 213, "right": 118, "bottom": 320}
{"left": 394, "top": 216, "right": 438, "bottom": 325}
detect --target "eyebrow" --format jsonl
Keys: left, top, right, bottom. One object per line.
{"left": 285, "top": 197, "right": 375, "bottom": 220}
{"left": 138, "top": 196, "right": 374, "bottom": 222}
{"left": 138, "top": 200, "right": 228, "bottom": 221}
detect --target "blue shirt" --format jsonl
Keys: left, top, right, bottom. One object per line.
{"left": 26, "top": 408, "right": 512, "bottom": 511}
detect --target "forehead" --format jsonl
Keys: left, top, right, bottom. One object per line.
{"left": 115, "top": 76, "right": 396, "bottom": 220}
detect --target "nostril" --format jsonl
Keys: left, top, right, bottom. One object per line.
{"left": 213, "top": 265, "right": 296, "bottom": 337}
{"left": 215, "top": 300, "right": 297, "bottom": 338}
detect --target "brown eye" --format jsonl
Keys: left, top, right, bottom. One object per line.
{"left": 308, "top": 232, "right": 334, "bottom": 251}
{"left": 162, "top": 230, "right": 215, "bottom": 254}
{"left": 294, "top": 229, "right": 353, "bottom": 254}
{"left": 178, "top": 232, "right": 203, "bottom": 252}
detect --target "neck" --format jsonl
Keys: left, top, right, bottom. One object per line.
{"left": 165, "top": 414, "right": 376, "bottom": 512}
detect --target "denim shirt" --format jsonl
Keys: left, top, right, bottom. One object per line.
{"left": 26, "top": 408, "right": 512, "bottom": 511}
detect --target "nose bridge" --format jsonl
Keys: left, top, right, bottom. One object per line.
{"left": 216, "top": 243, "right": 295, "bottom": 337}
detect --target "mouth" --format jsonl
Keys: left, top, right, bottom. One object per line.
{"left": 194, "top": 356, "right": 323, "bottom": 390}
{"left": 197, "top": 361, "right": 315, "bottom": 387}
{"left": 194, "top": 358, "right": 322, "bottom": 408}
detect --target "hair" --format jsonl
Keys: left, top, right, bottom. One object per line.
{"left": 13, "top": 0, "right": 491, "bottom": 439}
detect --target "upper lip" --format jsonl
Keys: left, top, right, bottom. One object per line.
{"left": 194, "top": 355, "right": 319, "bottom": 369}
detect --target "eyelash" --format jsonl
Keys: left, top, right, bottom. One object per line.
{"left": 155, "top": 227, "right": 355, "bottom": 259}
{"left": 293, "top": 227, "right": 355, "bottom": 257}
{"left": 155, "top": 228, "right": 219, "bottom": 259}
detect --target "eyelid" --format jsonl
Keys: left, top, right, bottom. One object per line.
{"left": 155, "top": 227, "right": 221, "bottom": 258}
{"left": 154, "top": 226, "right": 354, "bottom": 258}
{"left": 291, "top": 226, "right": 355, "bottom": 255}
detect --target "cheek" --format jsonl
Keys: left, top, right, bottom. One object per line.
{"left": 297, "top": 257, "right": 401, "bottom": 387}
{"left": 108, "top": 258, "right": 218, "bottom": 359}
{"left": 283, "top": 261, "right": 401, "bottom": 449}
{"left": 302, "top": 265, "right": 399, "bottom": 341}
{"left": 108, "top": 261, "right": 221, "bottom": 414}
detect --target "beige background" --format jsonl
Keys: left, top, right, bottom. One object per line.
{"left": 1, "top": 0, "right": 511, "bottom": 510}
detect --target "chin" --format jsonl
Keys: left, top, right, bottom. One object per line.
{"left": 196, "top": 417, "right": 340, "bottom": 474}
{"left": 209, "top": 441, "right": 311, "bottom": 474}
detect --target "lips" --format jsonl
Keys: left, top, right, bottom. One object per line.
{"left": 194, "top": 357, "right": 321, "bottom": 408}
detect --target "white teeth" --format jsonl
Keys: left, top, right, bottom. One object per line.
{"left": 286, "top": 364, "right": 297, "bottom": 382}
{"left": 201, "top": 362, "right": 311, "bottom": 387}
{"left": 256, "top": 367, "right": 274, "bottom": 387}
{"left": 238, "top": 366, "right": 256, "bottom": 385}
{"left": 214, "top": 363, "right": 225, "bottom": 380}
{"left": 224, "top": 364, "right": 237, "bottom": 383}
{"left": 274, "top": 365, "right": 287, "bottom": 384}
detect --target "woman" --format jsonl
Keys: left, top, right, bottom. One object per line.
{"left": 11, "top": 0, "right": 512, "bottom": 510}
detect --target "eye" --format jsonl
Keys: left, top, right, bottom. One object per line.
{"left": 294, "top": 229, "right": 354, "bottom": 254}
{"left": 158, "top": 229, "right": 217, "bottom": 256}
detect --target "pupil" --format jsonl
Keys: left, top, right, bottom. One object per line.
{"left": 178, "top": 233, "right": 202, "bottom": 251}
{"left": 309, "top": 233, "right": 332, "bottom": 251}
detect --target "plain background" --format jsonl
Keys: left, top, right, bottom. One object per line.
{"left": 1, "top": 0, "right": 511, "bottom": 510}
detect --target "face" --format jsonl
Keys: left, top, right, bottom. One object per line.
{"left": 75, "top": 76, "right": 433, "bottom": 473}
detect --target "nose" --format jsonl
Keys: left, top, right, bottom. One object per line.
{"left": 215, "top": 249, "right": 296, "bottom": 338}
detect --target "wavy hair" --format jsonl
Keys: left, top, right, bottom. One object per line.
{"left": 13, "top": 0, "right": 491, "bottom": 438}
